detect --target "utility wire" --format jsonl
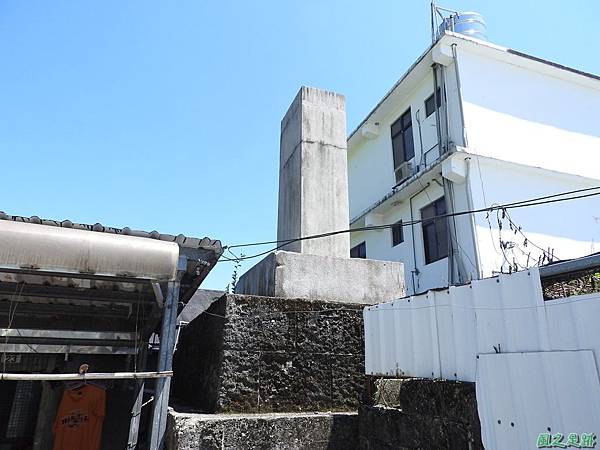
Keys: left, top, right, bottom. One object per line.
{"left": 219, "top": 186, "right": 600, "bottom": 263}
{"left": 226, "top": 185, "right": 600, "bottom": 249}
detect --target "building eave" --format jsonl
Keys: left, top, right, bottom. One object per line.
{"left": 348, "top": 32, "right": 600, "bottom": 151}
{"left": 347, "top": 39, "right": 438, "bottom": 149}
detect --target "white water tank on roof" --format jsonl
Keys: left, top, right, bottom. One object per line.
{"left": 440, "top": 11, "right": 487, "bottom": 41}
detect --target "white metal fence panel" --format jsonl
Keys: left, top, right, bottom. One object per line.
{"left": 365, "top": 269, "right": 543, "bottom": 381}
{"left": 545, "top": 293, "right": 600, "bottom": 368}
{"left": 437, "top": 284, "right": 477, "bottom": 380}
{"left": 473, "top": 270, "right": 549, "bottom": 355}
{"left": 476, "top": 351, "right": 600, "bottom": 450}
{"left": 364, "top": 268, "right": 600, "bottom": 381}
{"left": 364, "top": 295, "right": 441, "bottom": 377}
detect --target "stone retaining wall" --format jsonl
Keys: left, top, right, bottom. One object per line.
{"left": 359, "top": 378, "right": 483, "bottom": 450}
{"left": 171, "top": 294, "right": 365, "bottom": 413}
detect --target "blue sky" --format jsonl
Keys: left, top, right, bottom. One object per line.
{"left": 1, "top": 0, "right": 598, "bottom": 290}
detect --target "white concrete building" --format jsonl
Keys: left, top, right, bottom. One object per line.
{"left": 348, "top": 31, "right": 600, "bottom": 295}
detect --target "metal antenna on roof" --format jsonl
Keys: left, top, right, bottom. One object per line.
{"left": 430, "top": 2, "right": 436, "bottom": 43}
{"left": 430, "top": 2, "right": 460, "bottom": 43}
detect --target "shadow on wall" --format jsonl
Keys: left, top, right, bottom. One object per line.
{"left": 171, "top": 297, "right": 227, "bottom": 413}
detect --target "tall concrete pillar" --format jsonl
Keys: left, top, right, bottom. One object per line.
{"left": 277, "top": 86, "right": 350, "bottom": 258}
{"left": 236, "top": 86, "right": 405, "bottom": 304}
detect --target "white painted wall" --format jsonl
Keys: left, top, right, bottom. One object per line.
{"left": 350, "top": 180, "right": 466, "bottom": 295}
{"left": 348, "top": 37, "right": 600, "bottom": 294}
{"left": 468, "top": 155, "right": 600, "bottom": 277}
{"left": 457, "top": 47, "right": 600, "bottom": 180}
{"left": 348, "top": 72, "right": 446, "bottom": 219}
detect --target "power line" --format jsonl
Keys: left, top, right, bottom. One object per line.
{"left": 220, "top": 188, "right": 600, "bottom": 263}
{"left": 218, "top": 186, "right": 600, "bottom": 263}
{"left": 226, "top": 185, "right": 600, "bottom": 249}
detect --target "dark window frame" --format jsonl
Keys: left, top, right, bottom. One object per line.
{"left": 390, "top": 108, "right": 415, "bottom": 173}
{"left": 392, "top": 220, "right": 404, "bottom": 247}
{"left": 350, "top": 241, "right": 367, "bottom": 259}
{"left": 425, "top": 87, "right": 442, "bottom": 118}
{"left": 421, "top": 197, "right": 449, "bottom": 264}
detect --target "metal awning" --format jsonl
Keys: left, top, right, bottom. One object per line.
{"left": 0, "top": 211, "right": 223, "bottom": 449}
{"left": 0, "top": 220, "right": 180, "bottom": 281}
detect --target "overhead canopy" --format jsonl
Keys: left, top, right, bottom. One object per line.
{"left": 0, "top": 219, "right": 180, "bottom": 281}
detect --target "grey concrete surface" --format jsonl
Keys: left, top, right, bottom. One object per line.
{"left": 236, "top": 251, "right": 405, "bottom": 305}
{"left": 277, "top": 86, "right": 350, "bottom": 258}
{"left": 167, "top": 410, "right": 358, "bottom": 450}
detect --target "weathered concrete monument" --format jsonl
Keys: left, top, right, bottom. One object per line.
{"left": 236, "top": 86, "right": 404, "bottom": 304}
{"left": 168, "top": 87, "right": 406, "bottom": 449}
{"left": 277, "top": 87, "right": 350, "bottom": 257}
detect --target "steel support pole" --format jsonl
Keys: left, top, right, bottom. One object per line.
{"left": 127, "top": 380, "right": 145, "bottom": 449}
{"left": 149, "top": 280, "right": 180, "bottom": 450}
{"left": 127, "top": 345, "right": 149, "bottom": 450}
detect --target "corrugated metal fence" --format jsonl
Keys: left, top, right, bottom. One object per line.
{"left": 364, "top": 268, "right": 600, "bottom": 382}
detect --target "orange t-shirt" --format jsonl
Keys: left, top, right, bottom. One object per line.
{"left": 53, "top": 385, "right": 106, "bottom": 450}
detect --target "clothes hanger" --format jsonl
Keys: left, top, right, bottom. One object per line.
{"left": 65, "top": 363, "right": 106, "bottom": 391}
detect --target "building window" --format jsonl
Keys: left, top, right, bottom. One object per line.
{"left": 421, "top": 197, "right": 448, "bottom": 264}
{"left": 350, "top": 241, "right": 366, "bottom": 259}
{"left": 391, "top": 108, "right": 414, "bottom": 177}
{"left": 425, "top": 87, "right": 441, "bottom": 118}
{"left": 392, "top": 220, "right": 404, "bottom": 247}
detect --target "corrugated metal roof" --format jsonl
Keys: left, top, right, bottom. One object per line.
{"left": 0, "top": 211, "right": 222, "bottom": 254}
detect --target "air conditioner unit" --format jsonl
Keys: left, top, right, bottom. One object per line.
{"left": 395, "top": 161, "right": 414, "bottom": 183}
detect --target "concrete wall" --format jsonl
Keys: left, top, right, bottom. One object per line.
{"left": 236, "top": 251, "right": 405, "bottom": 304}
{"left": 350, "top": 179, "right": 450, "bottom": 295}
{"left": 347, "top": 37, "right": 600, "bottom": 291}
{"left": 348, "top": 71, "right": 450, "bottom": 220}
{"left": 278, "top": 86, "right": 350, "bottom": 257}
{"left": 457, "top": 46, "right": 600, "bottom": 180}
{"left": 167, "top": 411, "right": 358, "bottom": 450}
{"left": 349, "top": 168, "right": 480, "bottom": 296}
{"left": 359, "top": 379, "right": 483, "bottom": 450}
{"left": 171, "top": 294, "right": 365, "bottom": 414}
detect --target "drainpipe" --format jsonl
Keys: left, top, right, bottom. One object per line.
{"left": 440, "top": 66, "right": 451, "bottom": 151}
{"left": 433, "top": 64, "right": 457, "bottom": 286}
{"left": 443, "top": 177, "right": 468, "bottom": 285}
{"left": 432, "top": 64, "right": 444, "bottom": 154}
{"left": 465, "top": 157, "right": 482, "bottom": 279}
{"left": 450, "top": 43, "right": 468, "bottom": 148}
{"left": 416, "top": 109, "right": 425, "bottom": 168}
{"left": 409, "top": 183, "right": 431, "bottom": 294}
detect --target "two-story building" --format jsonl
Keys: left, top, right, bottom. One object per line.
{"left": 348, "top": 29, "right": 600, "bottom": 295}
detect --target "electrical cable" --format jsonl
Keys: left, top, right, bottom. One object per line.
{"left": 226, "top": 185, "right": 600, "bottom": 250}
{"left": 219, "top": 186, "right": 600, "bottom": 263}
